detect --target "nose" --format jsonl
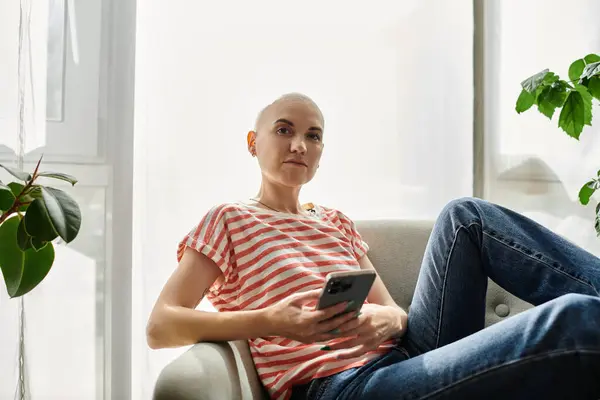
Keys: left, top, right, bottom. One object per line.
{"left": 290, "top": 137, "right": 307, "bottom": 154}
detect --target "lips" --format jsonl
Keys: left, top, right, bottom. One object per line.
{"left": 284, "top": 160, "right": 308, "bottom": 167}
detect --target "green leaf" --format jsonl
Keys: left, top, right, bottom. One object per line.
{"left": 569, "top": 59, "right": 585, "bottom": 82}
{"left": 12, "top": 242, "right": 54, "bottom": 298}
{"left": 558, "top": 91, "right": 585, "bottom": 139}
{"left": 24, "top": 198, "right": 59, "bottom": 242}
{"left": 8, "top": 182, "right": 40, "bottom": 199}
{"left": 16, "top": 218, "right": 33, "bottom": 251}
{"left": 40, "top": 187, "right": 82, "bottom": 243}
{"left": 581, "top": 61, "right": 600, "bottom": 80}
{"left": 8, "top": 182, "right": 24, "bottom": 197}
{"left": 7, "top": 182, "right": 39, "bottom": 211}
{"left": 0, "top": 184, "right": 15, "bottom": 211}
{"left": 533, "top": 84, "right": 546, "bottom": 105}
{"left": 31, "top": 237, "right": 48, "bottom": 251}
{"left": 0, "top": 216, "right": 55, "bottom": 298}
{"left": 543, "top": 72, "right": 559, "bottom": 84}
{"left": 575, "top": 85, "right": 593, "bottom": 127}
{"left": 584, "top": 54, "right": 600, "bottom": 64}
{"left": 27, "top": 186, "right": 42, "bottom": 198}
{"left": 0, "top": 164, "right": 32, "bottom": 182}
{"left": 36, "top": 172, "right": 78, "bottom": 186}
{"left": 588, "top": 76, "right": 600, "bottom": 100}
{"left": 537, "top": 86, "right": 557, "bottom": 119}
{"left": 7, "top": 183, "right": 31, "bottom": 212}
{"left": 521, "top": 69, "right": 549, "bottom": 93}
{"left": 579, "top": 180, "right": 597, "bottom": 205}
{"left": 579, "top": 76, "right": 591, "bottom": 88}
{"left": 549, "top": 81, "right": 569, "bottom": 107}
{"left": 516, "top": 89, "right": 535, "bottom": 113}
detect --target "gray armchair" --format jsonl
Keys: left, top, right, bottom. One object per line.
{"left": 153, "top": 220, "right": 533, "bottom": 400}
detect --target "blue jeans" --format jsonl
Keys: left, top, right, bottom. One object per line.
{"left": 290, "top": 197, "right": 600, "bottom": 400}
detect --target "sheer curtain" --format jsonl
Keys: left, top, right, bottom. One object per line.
{"left": 132, "top": 0, "right": 474, "bottom": 398}
{"left": 0, "top": 1, "right": 48, "bottom": 397}
{"left": 483, "top": 0, "right": 600, "bottom": 257}
{"left": 1, "top": 0, "right": 109, "bottom": 398}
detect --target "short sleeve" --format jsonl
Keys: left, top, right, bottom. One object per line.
{"left": 335, "top": 210, "right": 369, "bottom": 260}
{"left": 177, "top": 204, "right": 235, "bottom": 295}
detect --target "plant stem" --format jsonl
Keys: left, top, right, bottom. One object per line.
{"left": 0, "top": 180, "right": 36, "bottom": 225}
{"left": 0, "top": 212, "right": 10, "bottom": 225}
{"left": 0, "top": 203, "right": 19, "bottom": 225}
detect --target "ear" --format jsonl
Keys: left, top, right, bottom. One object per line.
{"left": 247, "top": 131, "right": 257, "bottom": 155}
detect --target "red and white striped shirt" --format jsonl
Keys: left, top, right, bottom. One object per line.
{"left": 177, "top": 202, "right": 393, "bottom": 400}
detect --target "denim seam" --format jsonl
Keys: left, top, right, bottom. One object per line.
{"left": 435, "top": 221, "right": 481, "bottom": 348}
{"left": 418, "top": 348, "right": 600, "bottom": 400}
{"left": 471, "top": 197, "right": 595, "bottom": 291}
{"left": 393, "top": 345, "right": 411, "bottom": 359}
{"left": 483, "top": 231, "right": 597, "bottom": 293}
{"left": 312, "top": 375, "right": 331, "bottom": 400}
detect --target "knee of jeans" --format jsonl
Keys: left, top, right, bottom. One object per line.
{"left": 553, "top": 293, "right": 600, "bottom": 328}
{"left": 440, "top": 197, "right": 483, "bottom": 227}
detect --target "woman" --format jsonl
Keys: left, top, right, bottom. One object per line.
{"left": 147, "top": 93, "right": 600, "bottom": 400}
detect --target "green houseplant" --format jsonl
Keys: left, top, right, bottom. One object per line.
{"left": 516, "top": 53, "right": 600, "bottom": 235}
{"left": 0, "top": 156, "right": 81, "bottom": 298}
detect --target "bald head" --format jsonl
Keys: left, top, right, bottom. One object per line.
{"left": 254, "top": 93, "right": 324, "bottom": 132}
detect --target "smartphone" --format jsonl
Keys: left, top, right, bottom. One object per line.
{"left": 316, "top": 270, "right": 377, "bottom": 315}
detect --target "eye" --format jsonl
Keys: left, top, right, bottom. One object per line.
{"left": 308, "top": 133, "right": 322, "bottom": 141}
{"left": 276, "top": 127, "right": 291, "bottom": 135}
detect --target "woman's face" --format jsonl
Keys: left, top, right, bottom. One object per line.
{"left": 251, "top": 98, "right": 324, "bottom": 188}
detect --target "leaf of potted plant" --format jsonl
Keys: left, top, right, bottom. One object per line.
{"left": 0, "top": 156, "right": 82, "bottom": 297}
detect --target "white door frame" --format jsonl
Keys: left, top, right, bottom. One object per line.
{"left": 100, "top": 0, "right": 136, "bottom": 398}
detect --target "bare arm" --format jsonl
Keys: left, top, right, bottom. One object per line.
{"left": 359, "top": 255, "right": 408, "bottom": 332}
{"left": 146, "top": 247, "right": 272, "bottom": 349}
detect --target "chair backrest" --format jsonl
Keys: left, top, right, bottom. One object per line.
{"left": 356, "top": 219, "right": 533, "bottom": 327}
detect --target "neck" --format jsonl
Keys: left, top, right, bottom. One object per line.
{"left": 255, "top": 179, "right": 303, "bottom": 214}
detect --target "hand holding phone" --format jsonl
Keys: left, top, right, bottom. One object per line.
{"left": 262, "top": 270, "right": 376, "bottom": 344}
{"left": 316, "top": 270, "right": 376, "bottom": 316}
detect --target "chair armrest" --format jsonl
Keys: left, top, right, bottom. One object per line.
{"left": 153, "top": 340, "right": 267, "bottom": 400}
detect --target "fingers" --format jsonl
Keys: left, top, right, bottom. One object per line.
{"left": 290, "top": 288, "right": 322, "bottom": 303}
{"left": 327, "top": 313, "right": 364, "bottom": 335}
{"left": 319, "top": 310, "right": 361, "bottom": 334}
{"left": 311, "top": 302, "right": 350, "bottom": 323}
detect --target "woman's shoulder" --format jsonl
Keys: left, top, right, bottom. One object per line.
{"left": 203, "top": 201, "right": 254, "bottom": 217}
{"left": 192, "top": 202, "right": 252, "bottom": 226}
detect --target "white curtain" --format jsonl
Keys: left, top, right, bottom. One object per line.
{"left": 1, "top": 1, "right": 102, "bottom": 398}
{"left": 483, "top": 0, "right": 600, "bottom": 256}
{"left": 0, "top": 0, "right": 47, "bottom": 154}
{"left": 132, "top": 0, "right": 474, "bottom": 398}
{"left": 0, "top": 1, "right": 48, "bottom": 398}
